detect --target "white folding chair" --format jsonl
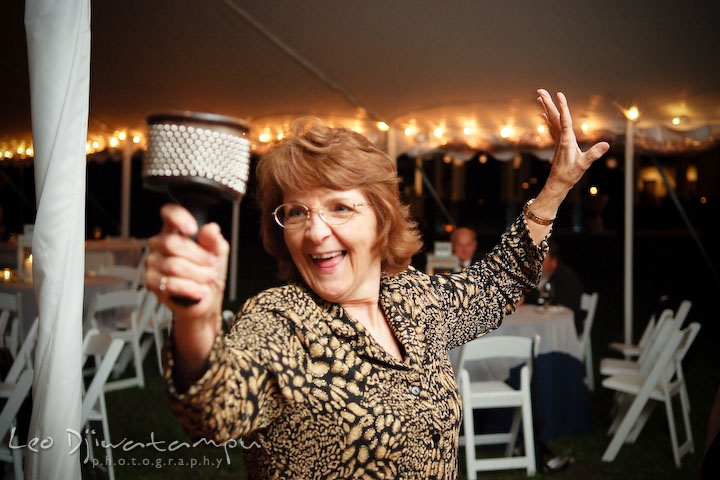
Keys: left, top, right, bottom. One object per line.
{"left": 600, "top": 309, "right": 679, "bottom": 378}
{"left": 0, "top": 292, "right": 23, "bottom": 358}
{"left": 608, "top": 300, "right": 692, "bottom": 360}
{"left": 82, "top": 328, "right": 125, "bottom": 480}
{"left": 0, "top": 317, "right": 38, "bottom": 389}
{"left": 578, "top": 292, "right": 598, "bottom": 391}
{"left": 608, "top": 313, "right": 656, "bottom": 358}
{"left": 98, "top": 264, "right": 142, "bottom": 290}
{"left": 457, "top": 335, "right": 540, "bottom": 478}
{"left": 0, "top": 369, "right": 33, "bottom": 480}
{"left": 84, "top": 289, "right": 149, "bottom": 391}
{"left": 602, "top": 323, "right": 701, "bottom": 467}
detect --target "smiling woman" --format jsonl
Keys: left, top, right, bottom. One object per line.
{"left": 145, "top": 92, "right": 609, "bottom": 478}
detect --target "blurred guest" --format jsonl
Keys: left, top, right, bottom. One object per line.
{"left": 451, "top": 226, "right": 479, "bottom": 268}
{"left": 527, "top": 238, "right": 584, "bottom": 333}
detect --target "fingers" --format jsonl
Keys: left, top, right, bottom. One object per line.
{"left": 197, "top": 222, "right": 230, "bottom": 258}
{"left": 582, "top": 141, "right": 611, "bottom": 166}
{"left": 147, "top": 268, "right": 210, "bottom": 302}
{"left": 556, "top": 92, "right": 577, "bottom": 144}
{"left": 160, "top": 203, "right": 198, "bottom": 237}
{"left": 537, "top": 89, "right": 561, "bottom": 130}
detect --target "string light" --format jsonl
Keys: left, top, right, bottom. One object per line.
{"left": 118, "top": 131, "right": 127, "bottom": 140}
{"left": 537, "top": 125, "right": 546, "bottom": 134}
{"left": 589, "top": 186, "right": 599, "bottom": 196}
{"left": 581, "top": 123, "right": 589, "bottom": 133}
{"left": 433, "top": 126, "right": 445, "bottom": 138}
{"left": 625, "top": 106, "right": 639, "bottom": 121}
{"left": 500, "top": 125, "right": 514, "bottom": 139}
{"left": 672, "top": 117, "right": 680, "bottom": 125}
{"left": 109, "top": 137, "right": 119, "bottom": 148}
{"left": 377, "top": 121, "right": 389, "bottom": 132}
{"left": 132, "top": 135, "right": 141, "bottom": 144}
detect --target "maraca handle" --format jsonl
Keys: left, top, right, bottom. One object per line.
{"left": 171, "top": 295, "right": 200, "bottom": 307}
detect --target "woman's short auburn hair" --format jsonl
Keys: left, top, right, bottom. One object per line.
{"left": 255, "top": 118, "right": 423, "bottom": 280}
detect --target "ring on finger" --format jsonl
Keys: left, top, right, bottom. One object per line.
{"left": 159, "top": 275, "right": 168, "bottom": 293}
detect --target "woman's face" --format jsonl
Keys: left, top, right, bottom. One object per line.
{"left": 282, "top": 187, "right": 381, "bottom": 305}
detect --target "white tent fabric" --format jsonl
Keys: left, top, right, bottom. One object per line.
{"left": 25, "top": 0, "right": 89, "bottom": 478}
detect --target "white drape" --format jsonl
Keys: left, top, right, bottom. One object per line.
{"left": 25, "top": 0, "right": 89, "bottom": 478}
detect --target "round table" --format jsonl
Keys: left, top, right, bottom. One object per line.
{"left": 451, "top": 304, "right": 591, "bottom": 441}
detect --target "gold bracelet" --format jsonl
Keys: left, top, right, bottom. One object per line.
{"left": 523, "top": 198, "right": 555, "bottom": 226}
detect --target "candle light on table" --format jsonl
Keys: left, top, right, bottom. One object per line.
{"left": 23, "top": 253, "right": 33, "bottom": 282}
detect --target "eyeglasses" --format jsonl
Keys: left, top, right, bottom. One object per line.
{"left": 272, "top": 201, "right": 370, "bottom": 229}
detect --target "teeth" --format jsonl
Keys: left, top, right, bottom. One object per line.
{"left": 311, "top": 251, "right": 343, "bottom": 260}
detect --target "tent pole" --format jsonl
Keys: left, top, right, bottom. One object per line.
{"left": 624, "top": 118, "right": 634, "bottom": 345}
{"left": 121, "top": 137, "right": 132, "bottom": 238}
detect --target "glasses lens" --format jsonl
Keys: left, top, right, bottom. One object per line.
{"left": 323, "top": 202, "right": 357, "bottom": 225}
{"left": 275, "top": 203, "right": 308, "bottom": 227}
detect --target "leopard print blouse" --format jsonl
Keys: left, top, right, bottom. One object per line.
{"left": 164, "top": 214, "right": 547, "bottom": 479}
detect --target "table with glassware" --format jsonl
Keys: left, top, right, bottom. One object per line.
{"left": 452, "top": 304, "right": 591, "bottom": 441}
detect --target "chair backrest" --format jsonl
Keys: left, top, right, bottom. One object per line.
{"left": 637, "top": 311, "right": 682, "bottom": 376}
{"left": 673, "top": 300, "right": 692, "bottom": 327}
{"left": 637, "top": 315, "right": 657, "bottom": 349}
{"left": 457, "top": 334, "right": 540, "bottom": 373}
{"left": 98, "top": 264, "right": 139, "bottom": 287}
{"left": 0, "top": 292, "right": 22, "bottom": 328}
{"left": 578, "top": 292, "right": 599, "bottom": 351}
{"left": 666, "top": 322, "right": 701, "bottom": 380}
{"left": 0, "top": 292, "right": 20, "bottom": 312}
{"left": 84, "top": 289, "right": 142, "bottom": 330}
{"left": 0, "top": 369, "right": 33, "bottom": 440}
{"left": 637, "top": 309, "right": 673, "bottom": 364}
{"left": 4, "top": 316, "right": 39, "bottom": 384}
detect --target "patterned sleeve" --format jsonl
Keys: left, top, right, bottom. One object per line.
{"left": 436, "top": 213, "right": 549, "bottom": 350}
{"left": 163, "top": 309, "right": 290, "bottom": 442}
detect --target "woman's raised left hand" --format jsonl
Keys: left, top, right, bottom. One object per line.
{"left": 537, "top": 89, "right": 610, "bottom": 195}
{"left": 524, "top": 90, "right": 610, "bottom": 245}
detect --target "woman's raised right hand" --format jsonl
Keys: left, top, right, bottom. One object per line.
{"left": 145, "top": 203, "right": 229, "bottom": 377}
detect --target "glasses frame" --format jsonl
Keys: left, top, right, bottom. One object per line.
{"left": 272, "top": 202, "right": 370, "bottom": 229}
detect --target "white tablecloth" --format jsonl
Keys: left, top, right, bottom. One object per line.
{"left": 452, "top": 304, "right": 581, "bottom": 381}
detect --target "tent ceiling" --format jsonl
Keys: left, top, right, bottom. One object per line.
{"left": 3, "top": 0, "right": 720, "bottom": 152}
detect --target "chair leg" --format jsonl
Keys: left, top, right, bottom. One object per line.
{"left": 463, "top": 407, "right": 477, "bottom": 480}
{"left": 12, "top": 448, "right": 23, "bottom": 480}
{"left": 627, "top": 401, "right": 658, "bottom": 443}
{"left": 505, "top": 408, "right": 521, "bottom": 457}
{"left": 153, "top": 321, "right": 164, "bottom": 375}
{"left": 663, "top": 392, "right": 681, "bottom": 468}
{"left": 603, "top": 390, "right": 652, "bottom": 462}
{"left": 99, "top": 394, "right": 116, "bottom": 480}
{"left": 608, "top": 394, "right": 632, "bottom": 435}
{"left": 132, "top": 335, "right": 145, "bottom": 389}
{"left": 521, "top": 400, "right": 536, "bottom": 475}
{"left": 585, "top": 344, "right": 594, "bottom": 391}
{"left": 678, "top": 386, "right": 694, "bottom": 455}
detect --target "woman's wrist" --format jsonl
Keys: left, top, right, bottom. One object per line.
{"left": 532, "top": 183, "right": 569, "bottom": 220}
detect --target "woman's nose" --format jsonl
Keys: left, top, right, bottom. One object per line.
{"left": 304, "top": 210, "right": 331, "bottom": 243}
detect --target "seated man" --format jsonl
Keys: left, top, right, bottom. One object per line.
{"left": 451, "top": 226, "right": 480, "bottom": 269}
{"left": 526, "top": 238, "right": 585, "bottom": 334}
